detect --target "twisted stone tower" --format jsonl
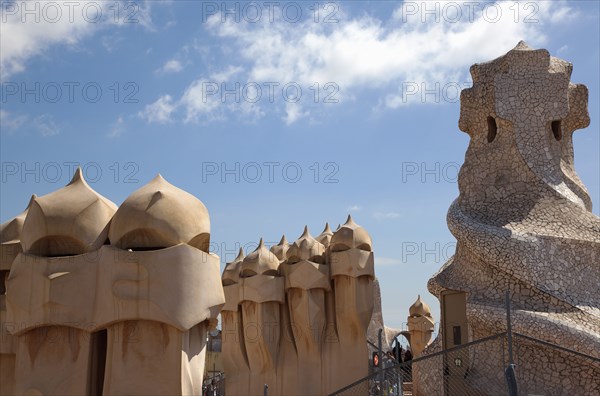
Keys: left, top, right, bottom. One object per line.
{"left": 428, "top": 42, "right": 600, "bottom": 393}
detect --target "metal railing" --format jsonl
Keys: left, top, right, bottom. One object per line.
{"left": 332, "top": 332, "right": 508, "bottom": 396}
{"left": 331, "top": 293, "right": 600, "bottom": 396}
{"left": 203, "top": 373, "right": 225, "bottom": 396}
{"left": 512, "top": 332, "right": 600, "bottom": 396}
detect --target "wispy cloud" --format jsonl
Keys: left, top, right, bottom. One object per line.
{"left": 347, "top": 205, "right": 361, "bottom": 212}
{"left": 156, "top": 59, "right": 184, "bottom": 74}
{"left": 0, "top": 0, "right": 156, "bottom": 78}
{"left": 180, "top": 66, "right": 249, "bottom": 123}
{"left": 373, "top": 211, "right": 401, "bottom": 220}
{"left": 34, "top": 114, "right": 60, "bottom": 137}
{"left": 283, "top": 103, "right": 309, "bottom": 125}
{"left": 140, "top": 66, "right": 264, "bottom": 124}
{"left": 0, "top": 111, "right": 61, "bottom": 137}
{"left": 142, "top": 1, "right": 573, "bottom": 125}
{"left": 377, "top": 257, "right": 402, "bottom": 266}
{"left": 108, "top": 116, "right": 126, "bottom": 138}
{"left": 101, "top": 34, "right": 125, "bottom": 52}
{"left": 138, "top": 95, "right": 176, "bottom": 124}
{"left": 0, "top": 110, "right": 27, "bottom": 132}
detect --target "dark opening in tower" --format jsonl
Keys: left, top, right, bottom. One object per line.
{"left": 487, "top": 116, "right": 497, "bottom": 143}
{"left": 88, "top": 329, "right": 107, "bottom": 396}
{"left": 551, "top": 120, "right": 562, "bottom": 141}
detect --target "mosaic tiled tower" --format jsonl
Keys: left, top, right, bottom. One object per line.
{"left": 428, "top": 42, "right": 600, "bottom": 394}
{"left": 221, "top": 216, "right": 376, "bottom": 395}
{"left": 1, "top": 170, "right": 225, "bottom": 395}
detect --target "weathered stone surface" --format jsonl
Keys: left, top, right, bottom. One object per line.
{"left": 427, "top": 42, "right": 600, "bottom": 394}
{"left": 1, "top": 170, "right": 224, "bottom": 395}
{"left": 221, "top": 215, "right": 376, "bottom": 395}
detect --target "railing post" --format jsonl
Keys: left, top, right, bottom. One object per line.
{"left": 506, "top": 291, "right": 514, "bottom": 365}
{"left": 505, "top": 291, "right": 518, "bottom": 396}
{"left": 378, "top": 329, "right": 383, "bottom": 396}
{"left": 394, "top": 336, "right": 403, "bottom": 396}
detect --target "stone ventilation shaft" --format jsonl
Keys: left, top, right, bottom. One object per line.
{"left": 428, "top": 42, "right": 600, "bottom": 393}
{"left": 0, "top": 170, "right": 225, "bottom": 396}
{"left": 220, "top": 217, "right": 376, "bottom": 395}
{"left": 407, "top": 295, "right": 434, "bottom": 359}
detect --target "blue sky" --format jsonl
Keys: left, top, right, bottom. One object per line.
{"left": 1, "top": 0, "right": 599, "bottom": 330}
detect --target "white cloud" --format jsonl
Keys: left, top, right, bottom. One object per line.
{"left": 1, "top": 4, "right": 93, "bottom": 78}
{"left": 143, "top": 0, "right": 573, "bottom": 124}
{"left": 179, "top": 66, "right": 245, "bottom": 123}
{"left": 180, "top": 79, "right": 224, "bottom": 123}
{"left": 347, "top": 205, "right": 361, "bottom": 212}
{"left": 283, "top": 103, "right": 308, "bottom": 125}
{"left": 157, "top": 59, "right": 184, "bottom": 74}
{"left": 179, "top": 77, "right": 263, "bottom": 124}
{"left": 34, "top": 114, "right": 60, "bottom": 137}
{"left": 138, "top": 95, "right": 176, "bottom": 123}
{"left": 101, "top": 34, "right": 124, "bottom": 52}
{"left": 0, "top": 111, "right": 61, "bottom": 136}
{"left": 377, "top": 257, "right": 402, "bottom": 266}
{"left": 373, "top": 212, "right": 401, "bottom": 220}
{"left": 0, "top": 1, "right": 156, "bottom": 78}
{"left": 108, "top": 116, "right": 126, "bottom": 138}
{"left": 0, "top": 110, "right": 27, "bottom": 132}
{"left": 210, "top": 65, "right": 243, "bottom": 81}
{"left": 544, "top": 2, "right": 577, "bottom": 25}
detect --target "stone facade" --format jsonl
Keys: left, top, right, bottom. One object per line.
{"left": 428, "top": 42, "right": 600, "bottom": 394}
{"left": 0, "top": 170, "right": 224, "bottom": 395}
{"left": 221, "top": 216, "right": 376, "bottom": 395}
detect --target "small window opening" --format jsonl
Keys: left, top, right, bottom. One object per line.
{"left": 551, "top": 120, "right": 562, "bottom": 141}
{"left": 487, "top": 116, "right": 497, "bottom": 143}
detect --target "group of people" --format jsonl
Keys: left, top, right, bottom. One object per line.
{"left": 390, "top": 344, "right": 413, "bottom": 364}
{"left": 389, "top": 344, "right": 413, "bottom": 383}
{"left": 202, "top": 377, "right": 223, "bottom": 396}
{"left": 371, "top": 346, "right": 414, "bottom": 396}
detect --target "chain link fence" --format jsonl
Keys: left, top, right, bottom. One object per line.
{"left": 330, "top": 331, "right": 600, "bottom": 396}
{"left": 203, "top": 373, "right": 226, "bottom": 396}
{"left": 512, "top": 332, "right": 600, "bottom": 395}
{"left": 210, "top": 331, "right": 599, "bottom": 395}
{"left": 332, "top": 333, "right": 507, "bottom": 396}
